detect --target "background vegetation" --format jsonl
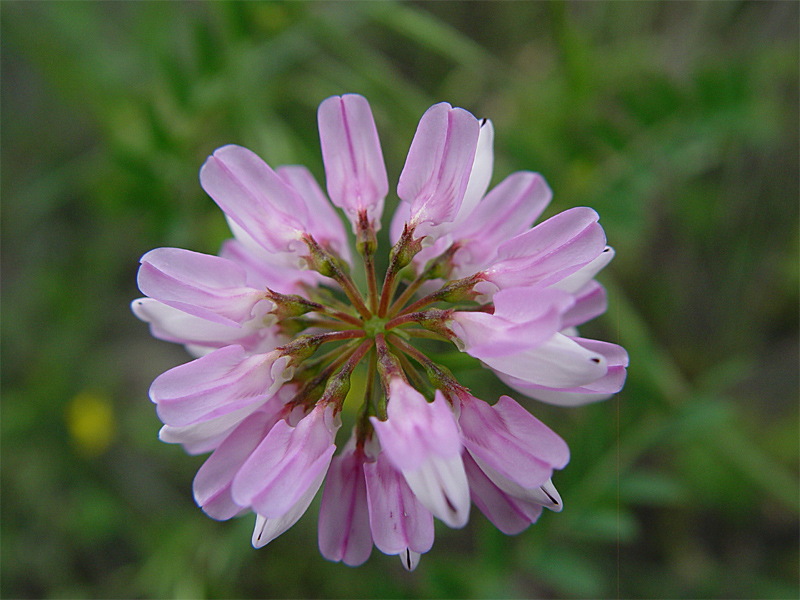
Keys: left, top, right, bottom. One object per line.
{"left": 2, "top": 1, "right": 797, "bottom": 598}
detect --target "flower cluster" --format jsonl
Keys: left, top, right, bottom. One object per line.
{"left": 132, "top": 94, "right": 627, "bottom": 570}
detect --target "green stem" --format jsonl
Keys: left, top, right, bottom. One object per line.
{"left": 387, "top": 333, "right": 467, "bottom": 398}
{"left": 303, "top": 235, "right": 372, "bottom": 320}
{"left": 387, "top": 244, "right": 459, "bottom": 317}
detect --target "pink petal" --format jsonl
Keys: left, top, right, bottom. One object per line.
{"left": 463, "top": 452, "right": 542, "bottom": 535}
{"left": 371, "top": 383, "right": 462, "bottom": 471}
{"left": 318, "top": 443, "right": 373, "bottom": 566}
{"left": 398, "top": 103, "right": 480, "bottom": 239}
{"left": 451, "top": 171, "right": 552, "bottom": 276}
{"left": 138, "top": 248, "right": 269, "bottom": 327}
{"left": 363, "top": 452, "right": 434, "bottom": 555}
{"left": 318, "top": 94, "right": 388, "bottom": 229}
{"left": 193, "top": 402, "right": 287, "bottom": 520}
{"left": 218, "top": 238, "right": 323, "bottom": 293}
{"left": 561, "top": 280, "right": 608, "bottom": 329}
{"left": 478, "top": 332, "right": 608, "bottom": 389}
{"left": 500, "top": 339, "right": 629, "bottom": 405}
{"left": 554, "top": 246, "right": 615, "bottom": 294}
{"left": 276, "top": 165, "right": 352, "bottom": 263}
{"left": 150, "top": 345, "right": 290, "bottom": 427}
{"left": 450, "top": 287, "right": 574, "bottom": 357}
{"left": 200, "top": 145, "right": 310, "bottom": 256}
{"left": 371, "top": 385, "right": 469, "bottom": 528}
{"left": 251, "top": 467, "right": 328, "bottom": 548}
{"left": 231, "top": 404, "right": 339, "bottom": 518}
{"left": 484, "top": 207, "right": 607, "bottom": 289}
{"left": 458, "top": 394, "right": 569, "bottom": 490}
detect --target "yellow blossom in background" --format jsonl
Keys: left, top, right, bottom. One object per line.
{"left": 66, "top": 391, "right": 116, "bottom": 458}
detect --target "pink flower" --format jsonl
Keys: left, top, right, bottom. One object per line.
{"left": 133, "top": 93, "right": 627, "bottom": 568}
{"left": 371, "top": 381, "right": 470, "bottom": 528}
{"left": 232, "top": 403, "right": 339, "bottom": 518}
{"left": 397, "top": 102, "right": 481, "bottom": 242}
{"left": 318, "top": 437, "right": 373, "bottom": 566}
{"left": 457, "top": 393, "right": 569, "bottom": 498}
{"left": 318, "top": 94, "right": 388, "bottom": 231}
{"left": 363, "top": 450, "right": 434, "bottom": 569}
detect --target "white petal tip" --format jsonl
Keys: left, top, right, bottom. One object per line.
{"left": 401, "top": 549, "right": 421, "bottom": 571}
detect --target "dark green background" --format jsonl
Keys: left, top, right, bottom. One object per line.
{"left": 2, "top": 1, "right": 798, "bottom": 598}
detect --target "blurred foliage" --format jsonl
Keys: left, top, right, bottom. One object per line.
{"left": 1, "top": 1, "right": 798, "bottom": 598}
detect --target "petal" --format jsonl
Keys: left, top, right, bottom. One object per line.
{"left": 138, "top": 248, "right": 269, "bottom": 326}
{"left": 458, "top": 395, "right": 569, "bottom": 491}
{"left": 200, "top": 145, "right": 309, "bottom": 256}
{"left": 318, "top": 94, "right": 388, "bottom": 229}
{"left": 477, "top": 332, "right": 609, "bottom": 389}
{"left": 501, "top": 339, "right": 628, "bottom": 405}
{"left": 158, "top": 399, "right": 276, "bottom": 454}
{"left": 463, "top": 451, "right": 542, "bottom": 535}
{"left": 364, "top": 452, "right": 434, "bottom": 555}
{"left": 150, "top": 345, "right": 290, "bottom": 427}
{"left": 276, "top": 165, "right": 352, "bottom": 263}
{"left": 251, "top": 466, "right": 328, "bottom": 548}
{"left": 318, "top": 444, "right": 373, "bottom": 566}
{"left": 450, "top": 287, "right": 574, "bottom": 357}
{"left": 371, "top": 384, "right": 462, "bottom": 472}
{"left": 192, "top": 403, "right": 287, "bottom": 520}
{"left": 451, "top": 171, "right": 552, "bottom": 276}
{"left": 398, "top": 103, "right": 480, "bottom": 239}
{"left": 402, "top": 452, "right": 470, "bottom": 528}
{"left": 455, "top": 118, "right": 495, "bottom": 223}
{"left": 484, "top": 207, "right": 606, "bottom": 289}
{"left": 554, "top": 246, "right": 615, "bottom": 294}
{"left": 561, "top": 280, "right": 608, "bottom": 329}
{"left": 218, "top": 238, "right": 323, "bottom": 293}
{"left": 231, "top": 404, "right": 339, "bottom": 517}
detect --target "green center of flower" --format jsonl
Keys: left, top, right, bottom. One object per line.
{"left": 363, "top": 315, "right": 390, "bottom": 338}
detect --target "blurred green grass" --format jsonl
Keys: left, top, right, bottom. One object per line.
{"left": 1, "top": 1, "right": 797, "bottom": 598}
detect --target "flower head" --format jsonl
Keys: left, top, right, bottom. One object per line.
{"left": 133, "top": 94, "right": 627, "bottom": 568}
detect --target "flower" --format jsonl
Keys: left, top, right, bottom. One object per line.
{"left": 132, "top": 93, "right": 627, "bottom": 570}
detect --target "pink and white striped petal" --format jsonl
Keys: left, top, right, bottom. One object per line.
{"left": 192, "top": 400, "right": 288, "bottom": 520}
{"left": 482, "top": 207, "right": 607, "bottom": 290}
{"left": 463, "top": 451, "right": 543, "bottom": 535}
{"left": 276, "top": 165, "right": 352, "bottom": 263}
{"left": 450, "top": 171, "right": 553, "bottom": 277}
{"left": 371, "top": 383, "right": 469, "bottom": 528}
{"left": 500, "top": 338, "right": 629, "bottom": 406}
{"left": 251, "top": 466, "right": 328, "bottom": 548}
{"left": 449, "top": 287, "right": 574, "bottom": 357}
{"left": 476, "top": 332, "right": 608, "bottom": 389}
{"left": 458, "top": 394, "right": 569, "bottom": 491}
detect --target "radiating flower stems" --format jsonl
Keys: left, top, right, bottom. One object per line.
{"left": 288, "top": 339, "right": 365, "bottom": 409}
{"left": 387, "top": 333, "right": 466, "bottom": 402}
{"left": 303, "top": 234, "right": 372, "bottom": 320}
{"left": 319, "top": 338, "right": 374, "bottom": 411}
{"left": 389, "top": 275, "right": 479, "bottom": 322}
{"left": 387, "top": 244, "right": 460, "bottom": 317}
